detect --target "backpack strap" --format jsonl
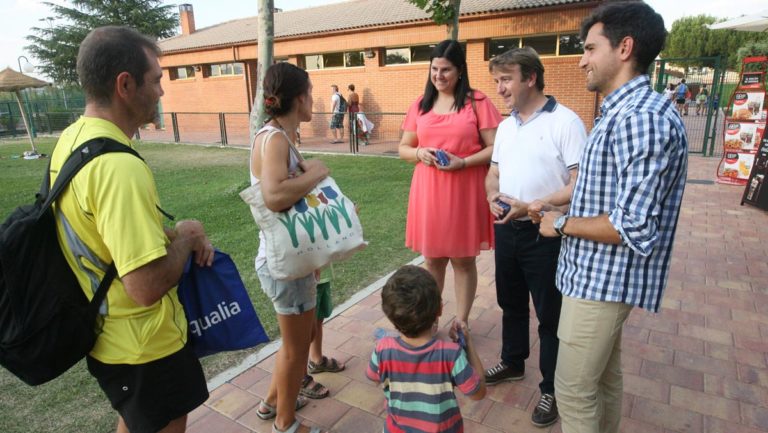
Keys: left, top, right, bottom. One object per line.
{"left": 41, "top": 138, "right": 142, "bottom": 212}
{"left": 89, "top": 261, "right": 117, "bottom": 317}
{"left": 40, "top": 137, "right": 143, "bottom": 309}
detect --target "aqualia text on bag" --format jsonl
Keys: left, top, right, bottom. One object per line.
{"left": 240, "top": 128, "right": 366, "bottom": 280}
{"left": 0, "top": 138, "right": 139, "bottom": 385}
{"left": 177, "top": 250, "right": 269, "bottom": 357}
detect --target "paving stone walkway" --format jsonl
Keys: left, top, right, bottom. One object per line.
{"left": 187, "top": 155, "right": 768, "bottom": 433}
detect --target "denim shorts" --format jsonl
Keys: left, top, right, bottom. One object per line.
{"left": 257, "top": 263, "right": 317, "bottom": 315}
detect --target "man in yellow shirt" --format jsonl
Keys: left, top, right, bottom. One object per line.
{"left": 50, "top": 26, "right": 215, "bottom": 433}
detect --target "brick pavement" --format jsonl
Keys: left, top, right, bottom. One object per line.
{"left": 187, "top": 155, "right": 768, "bottom": 433}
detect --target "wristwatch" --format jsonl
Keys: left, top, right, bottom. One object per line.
{"left": 553, "top": 215, "right": 569, "bottom": 237}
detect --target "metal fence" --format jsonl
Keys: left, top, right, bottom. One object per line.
{"left": 135, "top": 111, "right": 407, "bottom": 156}
{"left": 650, "top": 56, "right": 740, "bottom": 157}
{"left": 0, "top": 101, "right": 82, "bottom": 138}
{"left": 1, "top": 107, "right": 407, "bottom": 156}
{"left": 0, "top": 95, "right": 85, "bottom": 119}
{"left": 4, "top": 89, "right": 741, "bottom": 159}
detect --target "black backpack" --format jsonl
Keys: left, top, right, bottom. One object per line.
{"left": 0, "top": 137, "right": 141, "bottom": 385}
{"left": 337, "top": 93, "right": 347, "bottom": 112}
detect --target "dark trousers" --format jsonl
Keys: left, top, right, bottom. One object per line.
{"left": 494, "top": 222, "right": 562, "bottom": 394}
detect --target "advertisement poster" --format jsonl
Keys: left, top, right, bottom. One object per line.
{"left": 720, "top": 56, "right": 766, "bottom": 188}
{"left": 730, "top": 91, "right": 765, "bottom": 121}
{"left": 717, "top": 151, "right": 755, "bottom": 185}
{"left": 740, "top": 72, "right": 764, "bottom": 90}
{"left": 724, "top": 122, "right": 763, "bottom": 152}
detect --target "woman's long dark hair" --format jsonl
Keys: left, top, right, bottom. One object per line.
{"left": 263, "top": 62, "right": 310, "bottom": 118}
{"left": 419, "top": 40, "right": 472, "bottom": 114}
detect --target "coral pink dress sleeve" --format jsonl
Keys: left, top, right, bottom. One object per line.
{"left": 402, "top": 91, "right": 502, "bottom": 257}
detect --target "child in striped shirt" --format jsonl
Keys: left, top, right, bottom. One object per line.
{"left": 366, "top": 265, "right": 486, "bottom": 433}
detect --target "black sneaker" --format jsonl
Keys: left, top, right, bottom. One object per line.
{"left": 531, "top": 393, "right": 558, "bottom": 427}
{"left": 484, "top": 361, "right": 524, "bottom": 385}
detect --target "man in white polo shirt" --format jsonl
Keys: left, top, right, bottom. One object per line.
{"left": 484, "top": 47, "right": 586, "bottom": 428}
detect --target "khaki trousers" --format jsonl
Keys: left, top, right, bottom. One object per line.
{"left": 555, "top": 296, "right": 633, "bottom": 433}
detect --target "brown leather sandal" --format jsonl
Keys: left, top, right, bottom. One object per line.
{"left": 308, "top": 356, "right": 345, "bottom": 374}
{"left": 299, "top": 374, "right": 329, "bottom": 399}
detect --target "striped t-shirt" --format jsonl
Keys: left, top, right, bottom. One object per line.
{"left": 366, "top": 336, "right": 482, "bottom": 433}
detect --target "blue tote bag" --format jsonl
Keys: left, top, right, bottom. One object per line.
{"left": 178, "top": 250, "right": 269, "bottom": 357}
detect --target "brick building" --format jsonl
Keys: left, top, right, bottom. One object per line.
{"left": 156, "top": 0, "right": 601, "bottom": 146}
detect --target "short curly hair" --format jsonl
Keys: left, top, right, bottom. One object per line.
{"left": 381, "top": 266, "right": 441, "bottom": 338}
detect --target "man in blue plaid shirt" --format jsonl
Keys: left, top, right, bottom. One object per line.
{"left": 535, "top": 2, "right": 688, "bottom": 432}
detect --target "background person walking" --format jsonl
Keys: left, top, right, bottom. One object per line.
{"left": 329, "top": 84, "right": 346, "bottom": 143}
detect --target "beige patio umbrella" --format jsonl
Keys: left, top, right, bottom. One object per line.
{"left": 707, "top": 10, "right": 768, "bottom": 32}
{"left": 0, "top": 67, "right": 50, "bottom": 155}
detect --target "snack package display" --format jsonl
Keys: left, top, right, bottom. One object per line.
{"left": 434, "top": 149, "right": 450, "bottom": 167}
{"left": 456, "top": 328, "right": 466, "bottom": 349}
{"left": 496, "top": 200, "right": 511, "bottom": 220}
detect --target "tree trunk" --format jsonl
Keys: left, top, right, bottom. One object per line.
{"left": 447, "top": 0, "right": 461, "bottom": 40}
{"left": 249, "top": 0, "right": 275, "bottom": 144}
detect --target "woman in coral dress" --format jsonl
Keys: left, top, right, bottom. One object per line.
{"left": 398, "top": 39, "right": 501, "bottom": 324}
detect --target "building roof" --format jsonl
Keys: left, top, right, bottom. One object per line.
{"left": 159, "top": 0, "right": 592, "bottom": 53}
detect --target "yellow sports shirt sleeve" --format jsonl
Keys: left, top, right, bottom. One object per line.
{"left": 85, "top": 153, "right": 169, "bottom": 277}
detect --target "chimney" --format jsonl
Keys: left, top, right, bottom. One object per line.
{"left": 179, "top": 4, "right": 195, "bottom": 35}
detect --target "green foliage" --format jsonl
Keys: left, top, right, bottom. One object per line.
{"left": 737, "top": 41, "right": 768, "bottom": 71}
{"left": 0, "top": 111, "right": 13, "bottom": 132}
{"left": 0, "top": 138, "right": 417, "bottom": 433}
{"left": 663, "top": 15, "right": 768, "bottom": 69}
{"left": 718, "top": 82, "right": 738, "bottom": 114}
{"left": 408, "top": 0, "right": 456, "bottom": 25}
{"left": 25, "top": 1, "right": 178, "bottom": 84}
{"left": 408, "top": 0, "right": 461, "bottom": 40}
{"left": 737, "top": 41, "right": 768, "bottom": 60}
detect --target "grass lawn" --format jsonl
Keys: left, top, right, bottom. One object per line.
{"left": 0, "top": 137, "right": 417, "bottom": 433}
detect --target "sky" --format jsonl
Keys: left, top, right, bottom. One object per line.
{"left": 1, "top": 0, "right": 765, "bottom": 81}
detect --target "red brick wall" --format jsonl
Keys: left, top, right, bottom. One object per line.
{"left": 162, "top": 71, "right": 250, "bottom": 113}
{"left": 159, "top": 4, "right": 599, "bottom": 139}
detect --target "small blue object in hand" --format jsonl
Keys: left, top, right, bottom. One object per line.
{"left": 496, "top": 200, "right": 511, "bottom": 220}
{"left": 435, "top": 149, "right": 450, "bottom": 166}
{"left": 457, "top": 328, "right": 466, "bottom": 349}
